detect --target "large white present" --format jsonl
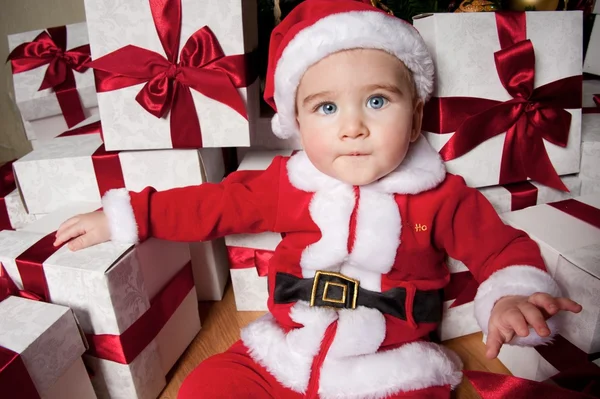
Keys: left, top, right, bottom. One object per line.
{"left": 580, "top": 79, "right": 600, "bottom": 195}
{"left": 0, "top": 215, "right": 199, "bottom": 399}
{"left": 414, "top": 11, "right": 582, "bottom": 189}
{"left": 501, "top": 194, "right": 600, "bottom": 355}
{"left": 0, "top": 296, "right": 96, "bottom": 399}
{"left": 12, "top": 132, "right": 225, "bottom": 215}
{"left": 84, "top": 0, "right": 259, "bottom": 150}
{"left": 7, "top": 23, "right": 98, "bottom": 140}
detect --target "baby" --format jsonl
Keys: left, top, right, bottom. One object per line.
{"left": 55, "top": 1, "right": 581, "bottom": 398}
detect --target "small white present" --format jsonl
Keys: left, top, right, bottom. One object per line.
{"left": 84, "top": 0, "right": 259, "bottom": 150}
{"left": 12, "top": 132, "right": 225, "bottom": 215}
{"left": 7, "top": 23, "right": 98, "bottom": 139}
{"left": 0, "top": 296, "right": 96, "bottom": 399}
{"left": 414, "top": 11, "right": 582, "bottom": 189}
{"left": 501, "top": 194, "right": 600, "bottom": 354}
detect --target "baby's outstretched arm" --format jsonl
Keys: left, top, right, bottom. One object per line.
{"left": 485, "top": 293, "right": 582, "bottom": 359}
{"left": 54, "top": 211, "right": 110, "bottom": 251}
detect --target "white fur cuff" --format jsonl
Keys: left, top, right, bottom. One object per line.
{"left": 101, "top": 188, "right": 139, "bottom": 244}
{"left": 474, "top": 265, "right": 562, "bottom": 347}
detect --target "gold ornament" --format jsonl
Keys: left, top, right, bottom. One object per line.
{"left": 506, "top": 0, "right": 560, "bottom": 11}
{"left": 454, "top": 0, "right": 502, "bottom": 12}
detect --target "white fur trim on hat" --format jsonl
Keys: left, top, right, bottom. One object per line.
{"left": 271, "top": 10, "right": 434, "bottom": 139}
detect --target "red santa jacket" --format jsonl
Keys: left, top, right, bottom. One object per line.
{"left": 102, "top": 137, "right": 562, "bottom": 396}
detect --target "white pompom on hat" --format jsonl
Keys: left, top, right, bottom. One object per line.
{"left": 263, "top": 0, "right": 434, "bottom": 139}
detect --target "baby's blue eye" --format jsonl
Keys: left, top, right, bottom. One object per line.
{"left": 318, "top": 103, "right": 337, "bottom": 115}
{"left": 367, "top": 96, "right": 387, "bottom": 109}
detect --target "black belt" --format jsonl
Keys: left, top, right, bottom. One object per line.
{"left": 273, "top": 271, "right": 443, "bottom": 323}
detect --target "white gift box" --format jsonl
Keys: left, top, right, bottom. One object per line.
{"left": 414, "top": 12, "right": 582, "bottom": 188}
{"left": 0, "top": 296, "right": 96, "bottom": 399}
{"left": 1, "top": 189, "right": 38, "bottom": 231}
{"left": 28, "top": 112, "right": 101, "bottom": 150}
{"left": 1, "top": 206, "right": 199, "bottom": 399}
{"left": 584, "top": 17, "right": 600, "bottom": 75}
{"left": 7, "top": 23, "right": 98, "bottom": 139}
{"left": 579, "top": 80, "right": 600, "bottom": 193}
{"left": 12, "top": 133, "right": 225, "bottom": 215}
{"left": 501, "top": 194, "right": 600, "bottom": 354}
{"left": 84, "top": 0, "right": 259, "bottom": 150}
{"left": 478, "top": 176, "right": 581, "bottom": 214}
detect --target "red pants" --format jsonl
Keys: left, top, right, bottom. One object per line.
{"left": 178, "top": 341, "right": 451, "bottom": 399}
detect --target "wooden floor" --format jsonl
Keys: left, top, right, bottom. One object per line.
{"left": 159, "top": 283, "right": 510, "bottom": 399}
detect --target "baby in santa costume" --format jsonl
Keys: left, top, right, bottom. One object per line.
{"left": 55, "top": 0, "right": 582, "bottom": 397}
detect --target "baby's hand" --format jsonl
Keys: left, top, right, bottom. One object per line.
{"left": 485, "top": 293, "right": 582, "bottom": 359}
{"left": 54, "top": 211, "right": 110, "bottom": 251}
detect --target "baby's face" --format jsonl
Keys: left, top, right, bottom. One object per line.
{"left": 295, "top": 49, "right": 422, "bottom": 186}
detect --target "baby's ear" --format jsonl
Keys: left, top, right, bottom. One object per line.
{"left": 411, "top": 100, "right": 424, "bottom": 142}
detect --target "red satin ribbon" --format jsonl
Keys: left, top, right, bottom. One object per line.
{"left": 583, "top": 94, "right": 600, "bottom": 114}
{"left": 56, "top": 121, "right": 125, "bottom": 197}
{"left": 465, "top": 370, "right": 597, "bottom": 399}
{"left": 503, "top": 181, "right": 538, "bottom": 211}
{"left": 85, "top": 262, "right": 194, "bottom": 364}
{"left": 87, "top": 0, "right": 254, "bottom": 148}
{"left": 0, "top": 161, "right": 17, "bottom": 231}
{"left": 227, "top": 246, "right": 272, "bottom": 277}
{"left": 548, "top": 199, "right": 600, "bottom": 229}
{"left": 444, "top": 270, "right": 479, "bottom": 308}
{"left": 0, "top": 263, "right": 43, "bottom": 303}
{"left": 7, "top": 26, "right": 90, "bottom": 128}
{"left": 14, "top": 233, "right": 62, "bottom": 303}
{"left": 0, "top": 346, "right": 40, "bottom": 399}
{"left": 423, "top": 12, "right": 582, "bottom": 192}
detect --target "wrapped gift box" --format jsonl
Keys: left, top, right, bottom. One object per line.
{"left": 501, "top": 194, "right": 600, "bottom": 355}
{"left": 414, "top": 12, "right": 582, "bottom": 189}
{"left": 584, "top": 16, "right": 600, "bottom": 75}
{"left": 0, "top": 216, "right": 199, "bottom": 399}
{"left": 28, "top": 113, "right": 101, "bottom": 150}
{"left": 0, "top": 296, "right": 96, "bottom": 399}
{"left": 580, "top": 79, "right": 600, "bottom": 194}
{"left": 12, "top": 133, "right": 225, "bottom": 215}
{"left": 1, "top": 161, "right": 38, "bottom": 231}
{"left": 84, "top": 0, "right": 259, "bottom": 150}
{"left": 478, "top": 176, "right": 581, "bottom": 214}
{"left": 7, "top": 23, "right": 98, "bottom": 140}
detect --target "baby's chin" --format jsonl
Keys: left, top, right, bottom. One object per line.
{"left": 331, "top": 167, "right": 387, "bottom": 186}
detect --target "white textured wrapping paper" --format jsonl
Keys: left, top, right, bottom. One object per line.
{"left": 12, "top": 134, "right": 224, "bottom": 214}
{"left": 7, "top": 23, "right": 98, "bottom": 127}
{"left": 9, "top": 203, "right": 200, "bottom": 399}
{"left": 3, "top": 189, "right": 38, "bottom": 230}
{"left": 414, "top": 12, "right": 582, "bottom": 188}
{"left": 580, "top": 80, "right": 600, "bottom": 190}
{"left": 0, "top": 297, "right": 94, "bottom": 398}
{"left": 584, "top": 17, "right": 600, "bottom": 75}
{"left": 501, "top": 194, "right": 600, "bottom": 354}
{"left": 27, "top": 109, "right": 100, "bottom": 149}
{"left": 84, "top": 0, "right": 259, "bottom": 150}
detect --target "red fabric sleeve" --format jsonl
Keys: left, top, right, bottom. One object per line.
{"left": 129, "top": 157, "right": 284, "bottom": 242}
{"left": 433, "top": 176, "right": 547, "bottom": 283}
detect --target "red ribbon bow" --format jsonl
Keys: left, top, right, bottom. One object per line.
{"left": 423, "top": 13, "right": 582, "bottom": 192}
{"left": 7, "top": 26, "right": 91, "bottom": 128}
{"left": 87, "top": 0, "right": 254, "bottom": 148}
{"left": 227, "top": 246, "right": 272, "bottom": 277}
{"left": 0, "top": 263, "right": 43, "bottom": 304}
{"left": 0, "top": 161, "right": 17, "bottom": 231}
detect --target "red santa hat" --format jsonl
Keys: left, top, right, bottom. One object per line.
{"left": 263, "top": 0, "right": 435, "bottom": 140}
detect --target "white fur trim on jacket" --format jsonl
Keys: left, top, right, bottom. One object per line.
{"left": 272, "top": 11, "right": 434, "bottom": 139}
{"left": 287, "top": 135, "right": 446, "bottom": 195}
{"left": 474, "top": 265, "right": 562, "bottom": 347}
{"left": 101, "top": 188, "right": 139, "bottom": 244}
{"left": 319, "top": 342, "right": 463, "bottom": 399}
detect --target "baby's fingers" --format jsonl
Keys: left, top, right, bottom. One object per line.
{"left": 67, "top": 233, "right": 95, "bottom": 251}
{"left": 518, "top": 302, "right": 550, "bottom": 337}
{"left": 54, "top": 221, "right": 86, "bottom": 247}
{"left": 528, "top": 293, "right": 582, "bottom": 316}
{"left": 485, "top": 326, "right": 506, "bottom": 359}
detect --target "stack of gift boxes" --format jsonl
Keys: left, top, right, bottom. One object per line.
{"left": 1, "top": 0, "right": 259, "bottom": 397}
{"left": 224, "top": 6, "right": 600, "bottom": 388}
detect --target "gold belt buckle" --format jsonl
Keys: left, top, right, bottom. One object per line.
{"left": 310, "top": 271, "right": 359, "bottom": 309}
